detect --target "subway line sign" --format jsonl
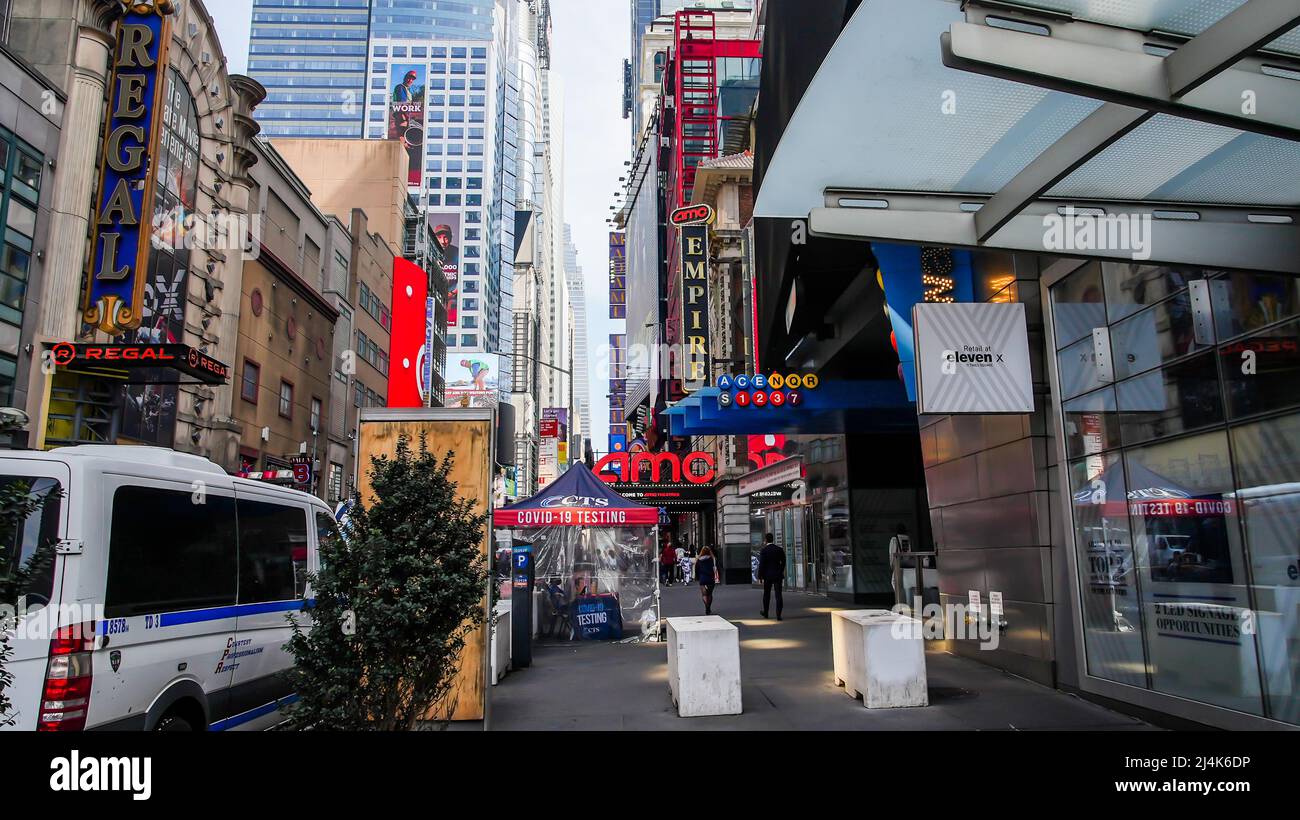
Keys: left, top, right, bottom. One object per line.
{"left": 84, "top": 2, "right": 175, "bottom": 334}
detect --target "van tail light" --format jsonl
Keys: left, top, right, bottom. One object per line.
{"left": 37, "top": 622, "right": 95, "bottom": 732}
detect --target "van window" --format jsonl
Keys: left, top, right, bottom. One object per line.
{"left": 105, "top": 486, "right": 237, "bottom": 617}
{"left": 0, "top": 476, "right": 62, "bottom": 606}
{"left": 237, "top": 500, "right": 308, "bottom": 603}
{"left": 315, "top": 511, "right": 339, "bottom": 555}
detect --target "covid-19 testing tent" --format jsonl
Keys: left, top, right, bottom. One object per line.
{"left": 493, "top": 463, "right": 660, "bottom": 642}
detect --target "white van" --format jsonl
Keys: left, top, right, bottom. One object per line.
{"left": 0, "top": 445, "right": 335, "bottom": 731}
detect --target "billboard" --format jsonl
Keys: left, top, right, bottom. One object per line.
{"left": 445, "top": 353, "right": 498, "bottom": 408}
{"left": 430, "top": 213, "right": 462, "bottom": 327}
{"left": 913, "top": 302, "right": 1034, "bottom": 414}
{"left": 388, "top": 64, "right": 425, "bottom": 186}
{"left": 388, "top": 257, "right": 429, "bottom": 408}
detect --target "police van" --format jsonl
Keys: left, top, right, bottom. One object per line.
{"left": 0, "top": 446, "right": 335, "bottom": 731}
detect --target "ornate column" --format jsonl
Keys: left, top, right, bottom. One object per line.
{"left": 38, "top": 0, "right": 121, "bottom": 342}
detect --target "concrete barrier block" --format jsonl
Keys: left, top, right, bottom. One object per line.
{"left": 666, "top": 616, "right": 742, "bottom": 717}
{"left": 832, "top": 610, "right": 928, "bottom": 708}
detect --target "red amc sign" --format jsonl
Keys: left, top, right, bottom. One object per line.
{"left": 594, "top": 451, "right": 716, "bottom": 485}
{"left": 670, "top": 203, "right": 715, "bottom": 227}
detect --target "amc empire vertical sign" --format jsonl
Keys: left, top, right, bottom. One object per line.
{"left": 84, "top": 1, "right": 174, "bottom": 335}
{"left": 679, "top": 223, "right": 710, "bottom": 389}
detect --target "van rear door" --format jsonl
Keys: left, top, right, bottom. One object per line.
{"left": 0, "top": 461, "right": 70, "bottom": 732}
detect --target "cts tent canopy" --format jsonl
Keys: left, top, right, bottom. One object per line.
{"left": 493, "top": 462, "right": 659, "bottom": 527}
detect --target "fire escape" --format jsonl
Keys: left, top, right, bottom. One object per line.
{"left": 673, "top": 10, "right": 718, "bottom": 208}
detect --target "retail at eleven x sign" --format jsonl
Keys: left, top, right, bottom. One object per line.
{"left": 84, "top": 1, "right": 176, "bottom": 335}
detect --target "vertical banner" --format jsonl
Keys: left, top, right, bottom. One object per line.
{"left": 608, "top": 232, "right": 626, "bottom": 319}
{"left": 680, "top": 224, "right": 711, "bottom": 390}
{"left": 84, "top": 5, "right": 173, "bottom": 334}
{"left": 388, "top": 257, "right": 429, "bottom": 408}
{"left": 430, "top": 214, "right": 461, "bottom": 327}
{"left": 388, "top": 64, "right": 425, "bottom": 186}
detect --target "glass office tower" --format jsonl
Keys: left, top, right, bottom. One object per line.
{"left": 250, "top": 0, "right": 371, "bottom": 137}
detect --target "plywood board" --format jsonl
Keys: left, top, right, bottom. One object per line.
{"left": 357, "top": 409, "right": 494, "bottom": 722}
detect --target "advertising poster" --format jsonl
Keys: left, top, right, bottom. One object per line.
{"left": 430, "top": 213, "right": 462, "bottom": 327}
{"left": 445, "top": 353, "right": 498, "bottom": 408}
{"left": 388, "top": 64, "right": 425, "bottom": 186}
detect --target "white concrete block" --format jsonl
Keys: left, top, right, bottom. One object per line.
{"left": 831, "top": 610, "right": 928, "bottom": 709}
{"left": 666, "top": 616, "right": 742, "bottom": 717}
{"left": 491, "top": 605, "right": 511, "bottom": 685}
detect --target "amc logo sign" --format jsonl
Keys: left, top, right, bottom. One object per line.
{"left": 595, "top": 451, "right": 716, "bottom": 485}
{"left": 670, "top": 204, "right": 715, "bottom": 227}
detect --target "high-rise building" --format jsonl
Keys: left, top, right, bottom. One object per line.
{"left": 249, "top": 1, "right": 371, "bottom": 138}
{"left": 564, "top": 225, "right": 590, "bottom": 454}
{"left": 249, "top": 0, "right": 522, "bottom": 410}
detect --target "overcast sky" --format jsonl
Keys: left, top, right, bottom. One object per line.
{"left": 208, "top": 0, "right": 629, "bottom": 453}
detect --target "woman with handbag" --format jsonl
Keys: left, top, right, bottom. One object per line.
{"left": 697, "top": 545, "right": 720, "bottom": 616}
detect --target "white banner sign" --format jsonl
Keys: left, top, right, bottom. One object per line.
{"left": 739, "top": 456, "right": 803, "bottom": 497}
{"left": 913, "top": 302, "right": 1034, "bottom": 414}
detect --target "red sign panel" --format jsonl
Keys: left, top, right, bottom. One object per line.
{"left": 593, "top": 451, "right": 716, "bottom": 485}
{"left": 388, "top": 257, "right": 428, "bottom": 408}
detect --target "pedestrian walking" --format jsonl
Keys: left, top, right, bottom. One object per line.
{"left": 756, "top": 533, "right": 785, "bottom": 620}
{"left": 674, "top": 542, "right": 686, "bottom": 583}
{"left": 660, "top": 539, "right": 677, "bottom": 586}
{"left": 697, "top": 546, "right": 720, "bottom": 616}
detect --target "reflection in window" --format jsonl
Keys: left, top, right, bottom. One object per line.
{"left": 1057, "top": 335, "right": 1107, "bottom": 400}
{"left": 1220, "top": 318, "right": 1300, "bottom": 419}
{"left": 1116, "top": 352, "right": 1223, "bottom": 445}
{"left": 1210, "top": 271, "right": 1300, "bottom": 343}
{"left": 1229, "top": 413, "right": 1300, "bottom": 724}
{"left": 1124, "top": 432, "right": 1262, "bottom": 716}
{"left": 1110, "top": 291, "right": 1205, "bottom": 380}
{"left": 1101, "top": 262, "right": 1191, "bottom": 323}
{"left": 1068, "top": 455, "right": 1145, "bottom": 687}
{"left": 1062, "top": 387, "right": 1119, "bottom": 460}
{"left": 1051, "top": 262, "right": 1105, "bottom": 347}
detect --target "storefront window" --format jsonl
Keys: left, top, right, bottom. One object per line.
{"left": 1230, "top": 412, "right": 1300, "bottom": 724}
{"left": 1050, "top": 261, "right": 1105, "bottom": 346}
{"left": 1068, "top": 453, "right": 1145, "bottom": 687}
{"left": 1052, "top": 261, "right": 1299, "bottom": 724}
{"left": 1124, "top": 432, "right": 1262, "bottom": 716}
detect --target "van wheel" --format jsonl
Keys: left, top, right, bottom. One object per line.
{"left": 155, "top": 714, "right": 194, "bottom": 732}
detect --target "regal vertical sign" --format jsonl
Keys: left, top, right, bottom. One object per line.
{"left": 680, "top": 224, "right": 710, "bottom": 389}
{"left": 85, "top": 3, "right": 173, "bottom": 335}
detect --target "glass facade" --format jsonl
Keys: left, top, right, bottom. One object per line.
{"left": 249, "top": 0, "right": 371, "bottom": 138}
{"left": 0, "top": 124, "right": 42, "bottom": 405}
{"left": 1053, "top": 261, "right": 1300, "bottom": 725}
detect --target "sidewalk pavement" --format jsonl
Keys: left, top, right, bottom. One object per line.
{"left": 487, "top": 583, "right": 1156, "bottom": 731}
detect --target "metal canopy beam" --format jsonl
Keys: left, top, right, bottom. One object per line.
{"left": 810, "top": 193, "right": 1300, "bottom": 274}
{"left": 943, "top": 18, "right": 1300, "bottom": 141}
{"left": 950, "top": 0, "right": 1300, "bottom": 241}
{"left": 972, "top": 103, "right": 1151, "bottom": 242}
{"left": 1164, "top": 0, "right": 1300, "bottom": 97}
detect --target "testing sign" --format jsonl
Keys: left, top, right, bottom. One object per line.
{"left": 84, "top": 3, "right": 174, "bottom": 334}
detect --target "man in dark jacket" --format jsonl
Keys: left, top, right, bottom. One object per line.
{"left": 756, "top": 534, "right": 786, "bottom": 620}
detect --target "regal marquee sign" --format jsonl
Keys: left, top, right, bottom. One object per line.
{"left": 84, "top": 1, "right": 176, "bottom": 334}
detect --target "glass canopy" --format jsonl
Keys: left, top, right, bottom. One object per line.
{"left": 753, "top": 0, "right": 1300, "bottom": 220}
